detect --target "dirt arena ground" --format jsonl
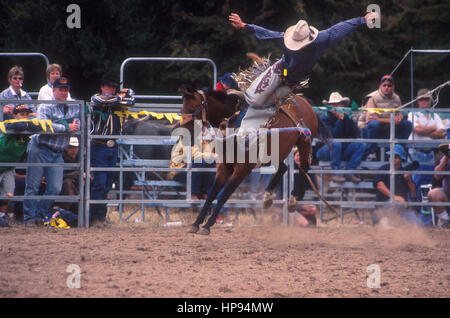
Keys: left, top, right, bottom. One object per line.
{"left": 1, "top": 206, "right": 449, "bottom": 299}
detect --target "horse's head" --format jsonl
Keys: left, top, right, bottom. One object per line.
{"left": 178, "top": 84, "right": 209, "bottom": 128}
{"left": 179, "top": 84, "right": 239, "bottom": 129}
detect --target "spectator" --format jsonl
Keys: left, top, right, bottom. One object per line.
{"left": 316, "top": 92, "right": 365, "bottom": 183}
{"left": 169, "top": 128, "right": 217, "bottom": 200}
{"left": 0, "top": 105, "right": 42, "bottom": 227}
{"left": 0, "top": 66, "right": 35, "bottom": 121}
{"left": 23, "top": 77, "right": 80, "bottom": 227}
{"left": 359, "top": 75, "right": 412, "bottom": 160}
{"left": 426, "top": 143, "right": 450, "bottom": 228}
{"left": 58, "top": 137, "right": 81, "bottom": 214}
{"left": 37, "top": 63, "right": 73, "bottom": 102}
{"left": 372, "top": 144, "right": 417, "bottom": 226}
{"left": 408, "top": 88, "right": 445, "bottom": 163}
{"left": 288, "top": 148, "right": 318, "bottom": 227}
{"left": 408, "top": 88, "right": 445, "bottom": 195}
{"left": 89, "top": 74, "right": 126, "bottom": 224}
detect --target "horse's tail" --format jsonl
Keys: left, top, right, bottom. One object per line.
{"left": 316, "top": 117, "right": 333, "bottom": 146}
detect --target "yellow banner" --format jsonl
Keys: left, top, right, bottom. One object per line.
{"left": 113, "top": 110, "right": 181, "bottom": 123}
{"left": 0, "top": 118, "right": 54, "bottom": 134}
{"left": 362, "top": 107, "right": 399, "bottom": 114}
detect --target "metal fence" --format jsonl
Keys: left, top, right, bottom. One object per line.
{"left": 3, "top": 104, "right": 450, "bottom": 227}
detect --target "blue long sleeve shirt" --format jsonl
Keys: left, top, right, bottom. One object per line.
{"left": 320, "top": 112, "right": 359, "bottom": 139}
{"left": 244, "top": 17, "right": 366, "bottom": 84}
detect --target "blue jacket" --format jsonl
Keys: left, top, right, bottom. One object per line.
{"left": 245, "top": 17, "right": 366, "bottom": 84}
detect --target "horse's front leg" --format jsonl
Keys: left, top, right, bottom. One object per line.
{"left": 262, "top": 162, "right": 288, "bottom": 208}
{"left": 198, "top": 165, "right": 253, "bottom": 235}
{"left": 188, "top": 163, "right": 233, "bottom": 233}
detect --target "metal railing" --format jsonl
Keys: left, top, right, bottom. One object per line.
{"left": 4, "top": 103, "right": 450, "bottom": 227}
{"left": 0, "top": 99, "right": 85, "bottom": 226}
{"left": 119, "top": 57, "right": 218, "bottom": 101}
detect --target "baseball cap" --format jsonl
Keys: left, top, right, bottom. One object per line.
{"left": 380, "top": 75, "right": 394, "bottom": 85}
{"left": 53, "top": 77, "right": 70, "bottom": 88}
{"left": 68, "top": 137, "right": 79, "bottom": 147}
{"left": 13, "top": 104, "right": 33, "bottom": 114}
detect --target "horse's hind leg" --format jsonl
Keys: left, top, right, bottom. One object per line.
{"left": 188, "top": 164, "right": 233, "bottom": 233}
{"left": 262, "top": 162, "right": 288, "bottom": 208}
{"left": 198, "top": 165, "right": 252, "bottom": 235}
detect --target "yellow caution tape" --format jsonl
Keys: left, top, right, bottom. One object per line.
{"left": 113, "top": 110, "right": 181, "bottom": 123}
{"left": 0, "top": 118, "right": 54, "bottom": 134}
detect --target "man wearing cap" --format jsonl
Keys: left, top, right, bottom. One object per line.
{"left": 89, "top": 74, "right": 125, "bottom": 224}
{"left": 372, "top": 144, "right": 417, "bottom": 225}
{"left": 229, "top": 11, "right": 378, "bottom": 133}
{"left": 23, "top": 77, "right": 80, "bottom": 227}
{"left": 359, "top": 75, "right": 412, "bottom": 159}
{"left": 0, "top": 104, "right": 42, "bottom": 227}
{"left": 316, "top": 92, "right": 365, "bottom": 183}
{"left": 408, "top": 88, "right": 445, "bottom": 163}
{"left": 57, "top": 137, "right": 80, "bottom": 214}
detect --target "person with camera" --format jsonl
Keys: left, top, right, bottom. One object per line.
{"left": 427, "top": 143, "right": 450, "bottom": 228}
{"left": 89, "top": 74, "right": 135, "bottom": 225}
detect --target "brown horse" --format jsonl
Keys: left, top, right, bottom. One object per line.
{"left": 177, "top": 84, "right": 330, "bottom": 235}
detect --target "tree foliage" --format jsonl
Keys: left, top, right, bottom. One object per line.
{"left": 0, "top": 0, "right": 449, "bottom": 105}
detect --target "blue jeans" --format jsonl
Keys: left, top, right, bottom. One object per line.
{"left": 24, "top": 138, "right": 64, "bottom": 223}
{"left": 316, "top": 142, "right": 366, "bottom": 170}
{"left": 362, "top": 119, "right": 413, "bottom": 154}
{"left": 90, "top": 143, "right": 118, "bottom": 221}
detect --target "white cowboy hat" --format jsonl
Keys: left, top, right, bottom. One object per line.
{"left": 322, "top": 92, "right": 351, "bottom": 106}
{"left": 284, "top": 20, "right": 318, "bottom": 51}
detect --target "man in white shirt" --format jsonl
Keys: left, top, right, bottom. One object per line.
{"left": 408, "top": 88, "right": 445, "bottom": 164}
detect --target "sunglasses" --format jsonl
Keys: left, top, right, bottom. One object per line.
{"left": 12, "top": 76, "right": 23, "bottom": 81}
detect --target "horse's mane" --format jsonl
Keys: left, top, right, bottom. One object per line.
{"left": 208, "top": 89, "right": 228, "bottom": 104}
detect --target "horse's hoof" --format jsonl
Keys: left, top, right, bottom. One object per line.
{"left": 263, "top": 192, "right": 273, "bottom": 209}
{"left": 288, "top": 196, "right": 297, "bottom": 213}
{"left": 196, "top": 227, "right": 210, "bottom": 235}
{"left": 187, "top": 224, "right": 199, "bottom": 233}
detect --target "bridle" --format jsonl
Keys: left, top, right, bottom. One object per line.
{"left": 180, "top": 90, "right": 209, "bottom": 127}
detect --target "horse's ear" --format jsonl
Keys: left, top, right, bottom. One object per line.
{"left": 178, "top": 84, "right": 196, "bottom": 97}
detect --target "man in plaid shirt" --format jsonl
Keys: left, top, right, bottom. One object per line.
{"left": 23, "top": 77, "right": 80, "bottom": 226}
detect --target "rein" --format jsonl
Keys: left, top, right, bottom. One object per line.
{"left": 298, "top": 165, "right": 339, "bottom": 223}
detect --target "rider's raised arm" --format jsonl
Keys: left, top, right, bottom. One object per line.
{"left": 229, "top": 13, "right": 284, "bottom": 45}
{"left": 317, "top": 17, "right": 366, "bottom": 49}
{"left": 244, "top": 24, "right": 284, "bottom": 41}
